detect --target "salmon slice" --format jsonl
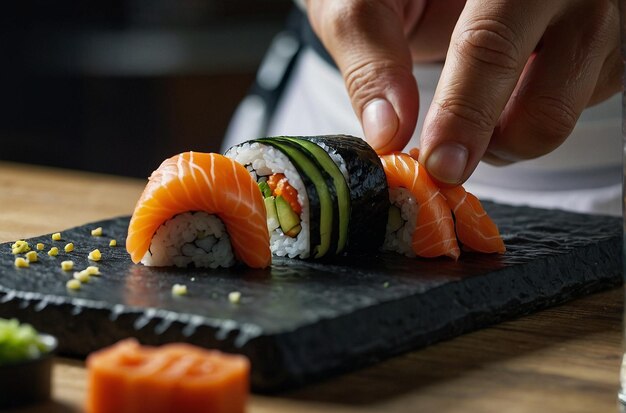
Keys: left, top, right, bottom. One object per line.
{"left": 409, "top": 149, "right": 505, "bottom": 254}
{"left": 380, "top": 153, "right": 460, "bottom": 260}
{"left": 126, "top": 152, "right": 271, "bottom": 268}
{"left": 86, "top": 339, "right": 250, "bottom": 413}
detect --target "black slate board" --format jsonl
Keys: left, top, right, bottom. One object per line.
{"left": 0, "top": 202, "right": 621, "bottom": 391}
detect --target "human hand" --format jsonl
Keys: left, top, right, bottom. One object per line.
{"left": 418, "top": 0, "right": 622, "bottom": 185}
{"left": 306, "top": 0, "right": 465, "bottom": 153}
{"left": 306, "top": 0, "right": 622, "bottom": 185}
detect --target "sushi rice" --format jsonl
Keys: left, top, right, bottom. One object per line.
{"left": 383, "top": 188, "right": 418, "bottom": 257}
{"left": 142, "top": 212, "right": 235, "bottom": 268}
{"left": 226, "top": 142, "right": 311, "bottom": 258}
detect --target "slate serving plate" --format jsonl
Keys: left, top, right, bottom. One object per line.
{"left": 0, "top": 202, "right": 621, "bottom": 391}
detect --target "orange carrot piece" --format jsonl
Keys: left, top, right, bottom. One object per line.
{"left": 86, "top": 339, "right": 250, "bottom": 413}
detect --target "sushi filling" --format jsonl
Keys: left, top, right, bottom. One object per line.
{"left": 382, "top": 187, "right": 418, "bottom": 257}
{"left": 226, "top": 142, "right": 310, "bottom": 258}
{"left": 141, "top": 212, "right": 235, "bottom": 268}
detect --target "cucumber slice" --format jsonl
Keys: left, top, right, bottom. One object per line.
{"left": 256, "top": 138, "right": 332, "bottom": 258}
{"left": 276, "top": 137, "right": 350, "bottom": 254}
{"left": 258, "top": 181, "right": 272, "bottom": 198}
{"left": 264, "top": 196, "right": 280, "bottom": 232}
{"left": 276, "top": 196, "right": 301, "bottom": 236}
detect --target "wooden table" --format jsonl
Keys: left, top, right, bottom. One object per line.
{"left": 1, "top": 161, "right": 624, "bottom": 413}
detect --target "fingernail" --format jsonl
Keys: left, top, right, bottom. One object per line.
{"left": 362, "top": 99, "right": 398, "bottom": 151}
{"left": 425, "top": 143, "right": 469, "bottom": 184}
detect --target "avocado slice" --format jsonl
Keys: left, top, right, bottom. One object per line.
{"left": 387, "top": 205, "right": 403, "bottom": 233}
{"left": 277, "top": 137, "right": 350, "bottom": 254}
{"left": 264, "top": 196, "right": 280, "bottom": 232}
{"left": 276, "top": 196, "right": 301, "bottom": 237}
{"left": 256, "top": 138, "right": 332, "bottom": 258}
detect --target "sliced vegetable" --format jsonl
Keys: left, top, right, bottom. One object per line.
{"left": 264, "top": 197, "right": 280, "bottom": 232}
{"left": 275, "top": 196, "right": 301, "bottom": 237}
{"left": 387, "top": 205, "right": 403, "bottom": 233}
{"left": 258, "top": 181, "right": 272, "bottom": 198}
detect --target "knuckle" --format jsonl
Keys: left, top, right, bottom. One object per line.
{"left": 456, "top": 18, "right": 521, "bottom": 75}
{"left": 436, "top": 96, "right": 496, "bottom": 133}
{"left": 523, "top": 94, "right": 578, "bottom": 145}
{"left": 343, "top": 59, "right": 410, "bottom": 106}
{"left": 323, "top": 0, "right": 372, "bottom": 40}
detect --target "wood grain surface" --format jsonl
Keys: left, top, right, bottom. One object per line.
{"left": 1, "top": 161, "right": 624, "bottom": 413}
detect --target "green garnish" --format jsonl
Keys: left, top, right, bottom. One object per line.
{"left": 0, "top": 318, "right": 49, "bottom": 364}
{"left": 258, "top": 181, "right": 272, "bottom": 198}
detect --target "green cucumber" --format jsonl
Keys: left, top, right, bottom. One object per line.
{"left": 256, "top": 138, "right": 332, "bottom": 258}
{"left": 258, "top": 181, "right": 272, "bottom": 198}
{"left": 387, "top": 205, "right": 403, "bottom": 233}
{"left": 277, "top": 137, "right": 350, "bottom": 254}
{"left": 264, "top": 196, "right": 280, "bottom": 232}
{"left": 276, "top": 196, "right": 301, "bottom": 237}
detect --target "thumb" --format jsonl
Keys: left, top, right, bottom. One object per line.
{"left": 307, "top": 1, "right": 421, "bottom": 153}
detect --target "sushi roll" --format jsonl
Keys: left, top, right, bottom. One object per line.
{"left": 380, "top": 152, "right": 460, "bottom": 260}
{"left": 225, "top": 135, "right": 389, "bottom": 259}
{"left": 126, "top": 152, "right": 271, "bottom": 269}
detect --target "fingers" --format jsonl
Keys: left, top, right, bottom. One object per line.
{"left": 419, "top": 0, "right": 561, "bottom": 184}
{"left": 307, "top": 1, "right": 424, "bottom": 153}
{"left": 488, "top": 0, "right": 620, "bottom": 162}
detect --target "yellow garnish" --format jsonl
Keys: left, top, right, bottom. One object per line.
{"left": 85, "top": 266, "right": 100, "bottom": 276}
{"left": 91, "top": 227, "right": 103, "bottom": 237}
{"left": 52, "top": 233, "right": 61, "bottom": 241}
{"left": 11, "top": 240, "right": 30, "bottom": 255}
{"left": 73, "top": 271, "right": 90, "bottom": 283}
{"left": 36, "top": 243, "right": 44, "bottom": 251}
{"left": 14, "top": 257, "right": 29, "bottom": 268}
{"left": 64, "top": 243, "right": 74, "bottom": 253}
{"left": 172, "top": 284, "right": 188, "bottom": 296}
{"left": 66, "top": 279, "right": 81, "bottom": 290}
{"left": 61, "top": 260, "right": 74, "bottom": 271}
{"left": 25, "top": 251, "right": 38, "bottom": 263}
{"left": 48, "top": 247, "right": 59, "bottom": 257}
{"left": 88, "top": 249, "right": 101, "bottom": 261}
{"left": 109, "top": 239, "right": 117, "bottom": 247}
{"left": 228, "top": 291, "right": 241, "bottom": 304}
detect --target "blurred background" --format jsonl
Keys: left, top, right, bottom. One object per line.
{"left": 1, "top": 0, "right": 292, "bottom": 178}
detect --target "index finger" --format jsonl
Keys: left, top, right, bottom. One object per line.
{"left": 418, "top": 0, "right": 561, "bottom": 184}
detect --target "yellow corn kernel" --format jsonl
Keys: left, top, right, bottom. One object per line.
{"left": 11, "top": 240, "right": 30, "bottom": 254}
{"left": 25, "top": 251, "right": 38, "bottom": 263}
{"left": 66, "top": 279, "right": 81, "bottom": 290}
{"left": 52, "top": 232, "right": 61, "bottom": 241}
{"left": 109, "top": 239, "right": 117, "bottom": 247}
{"left": 85, "top": 266, "right": 100, "bottom": 276}
{"left": 14, "top": 257, "right": 29, "bottom": 268}
{"left": 73, "top": 271, "right": 90, "bottom": 283}
{"left": 91, "top": 227, "right": 103, "bottom": 237}
{"left": 61, "top": 260, "right": 74, "bottom": 271}
{"left": 172, "top": 284, "right": 187, "bottom": 296}
{"left": 48, "top": 247, "right": 59, "bottom": 257}
{"left": 88, "top": 249, "right": 101, "bottom": 261}
{"left": 64, "top": 243, "right": 74, "bottom": 253}
{"left": 228, "top": 291, "right": 241, "bottom": 304}
{"left": 36, "top": 243, "right": 45, "bottom": 251}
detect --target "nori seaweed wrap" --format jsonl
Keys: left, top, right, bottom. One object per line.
{"left": 225, "top": 135, "right": 389, "bottom": 258}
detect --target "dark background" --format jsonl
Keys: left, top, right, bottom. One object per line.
{"left": 0, "top": 1, "right": 292, "bottom": 178}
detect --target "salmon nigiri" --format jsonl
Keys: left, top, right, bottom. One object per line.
{"left": 380, "top": 153, "right": 460, "bottom": 260}
{"left": 409, "top": 148, "right": 505, "bottom": 254}
{"left": 86, "top": 339, "right": 250, "bottom": 413}
{"left": 126, "top": 152, "right": 271, "bottom": 269}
